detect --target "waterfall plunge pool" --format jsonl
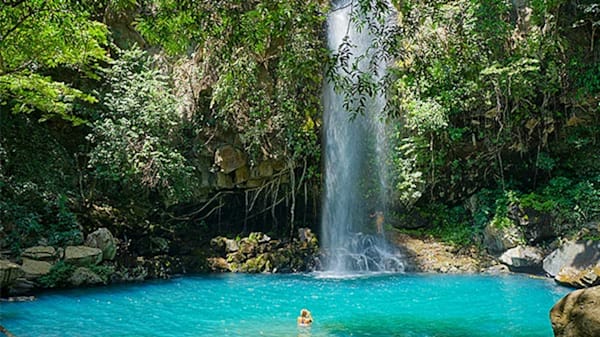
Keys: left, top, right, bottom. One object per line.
{"left": 1, "top": 273, "right": 569, "bottom": 337}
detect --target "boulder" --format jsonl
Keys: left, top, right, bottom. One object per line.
{"left": 85, "top": 228, "right": 117, "bottom": 261}
{"left": 498, "top": 245, "right": 544, "bottom": 273}
{"left": 550, "top": 285, "right": 600, "bottom": 337}
{"left": 64, "top": 246, "right": 103, "bottom": 266}
{"left": 68, "top": 267, "right": 104, "bottom": 286}
{"left": 248, "top": 232, "right": 271, "bottom": 244}
{"left": 298, "top": 228, "right": 316, "bottom": 243}
{"left": 0, "top": 260, "right": 24, "bottom": 289}
{"left": 225, "top": 239, "right": 239, "bottom": 253}
{"left": 21, "top": 246, "right": 56, "bottom": 261}
{"left": 555, "top": 266, "right": 600, "bottom": 289}
{"left": 482, "top": 223, "right": 522, "bottom": 254}
{"left": 483, "top": 264, "right": 510, "bottom": 274}
{"left": 215, "top": 145, "right": 246, "bottom": 174}
{"left": 543, "top": 240, "right": 600, "bottom": 277}
{"left": 239, "top": 239, "right": 256, "bottom": 256}
{"left": 21, "top": 258, "right": 53, "bottom": 279}
{"left": 207, "top": 257, "right": 231, "bottom": 272}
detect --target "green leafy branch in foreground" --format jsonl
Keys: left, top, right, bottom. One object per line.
{"left": 0, "top": 0, "right": 108, "bottom": 123}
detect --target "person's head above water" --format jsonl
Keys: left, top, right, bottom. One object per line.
{"left": 298, "top": 309, "right": 313, "bottom": 325}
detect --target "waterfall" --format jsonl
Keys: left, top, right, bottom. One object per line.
{"left": 321, "top": 0, "right": 404, "bottom": 274}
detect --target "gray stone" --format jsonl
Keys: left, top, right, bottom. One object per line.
{"left": 68, "top": 267, "right": 104, "bottom": 286}
{"left": 482, "top": 223, "right": 522, "bottom": 254}
{"left": 499, "top": 245, "right": 544, "bottom": 273}
{"left": 21, "top": 258, "right": 52, "bottom": 279}
{"left": 550, "top": 285, "right": 600, "bottom": 337}
{"left": 64, "top": 246, "right": 103, "bottom": 266}
{"left": 483, "top": 264, "right": 510, "bottom": 274}
{"left": 0, "top": 260, "right": 24, "bottom": 288}
{"left": 543, "top": 240, "right": 600, "bottom": 277}
{"left": 298, "top": 228, "right": 315, "bottom": 243}
{"left": 85, "top": 228, "right": 117, "bottom": 260}
{"left": 21, "top": 246, "right": 56, "bottom": 261}
{"left": 225, "top": 239, "right": 239, "bottom": 253}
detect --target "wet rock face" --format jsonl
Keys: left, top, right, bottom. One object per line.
{"left": 550, "top": 286, "right": 600, "bottom": 337}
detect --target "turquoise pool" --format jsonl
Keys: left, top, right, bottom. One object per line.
{"left": 0, "top": 273, "right": 569, "bottom": 337}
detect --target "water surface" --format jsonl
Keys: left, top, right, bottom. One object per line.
{"left": 0, "top": 273, "right": 569, "bottom": 337}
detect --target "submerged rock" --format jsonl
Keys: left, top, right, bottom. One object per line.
{"left": 550, "top": 285, "right": 600, "bottom": 337}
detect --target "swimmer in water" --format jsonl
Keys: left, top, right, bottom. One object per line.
{"left": 297, "top": 309, "right": 313, "bottom": 326}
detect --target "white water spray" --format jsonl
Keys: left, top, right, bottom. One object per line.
{"left": 321, "top": 0, "right": 404, "bottom": 274}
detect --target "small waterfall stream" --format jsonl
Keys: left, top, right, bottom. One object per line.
{"left": 321, "top": 0, "right": 404, "bottom": 274}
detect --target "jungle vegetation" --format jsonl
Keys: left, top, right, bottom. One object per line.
{"left": 1, "top": 0, "right": 599, "bottom": 254}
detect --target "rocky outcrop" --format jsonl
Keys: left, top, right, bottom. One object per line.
{"left": 555, "top": 266, "right": 600, "bottom": 288}
{"left": 21, "top": 246, "right": 56, "bottom": 261}
{"left": 482, "top": 223, "right": 523, "bottom": 254}
{"left": 215, "top": 145, "right": 247, "bottom": 174}
{"left": 64, "top": 246, "right": 103, "bottom": 266}
{"left": 208, "top": 229, "right": 318, "bottom": 273}
{"left": 0, "top": 260, "right": 24, "bottom": 292}
{"left": 498, "top": 245, "right": 544, "bottom": 273}
{"left": 550, "top": 286, "right": 600, "bottom": 337}
{"left": 85, "top": 228, "right": 117, "bottom": 261}
{"left": 21, "top": 258, "right": 53, "bottom": 279}
{"left": 543, "top": 240, "right": 600, "bottom": 277}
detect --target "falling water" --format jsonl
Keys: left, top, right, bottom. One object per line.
{"left": 321, "top": 0, "right": 404, "bottom": 274}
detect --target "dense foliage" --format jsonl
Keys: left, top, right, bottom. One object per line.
{"left": 386, "top": 0, "right": 600, "bottom": 241}
{"left": 1, "top": 0, "right": 599, "bottom": 258}
{"left": 1, "top": 0, "right": 327, "bottom": 254}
